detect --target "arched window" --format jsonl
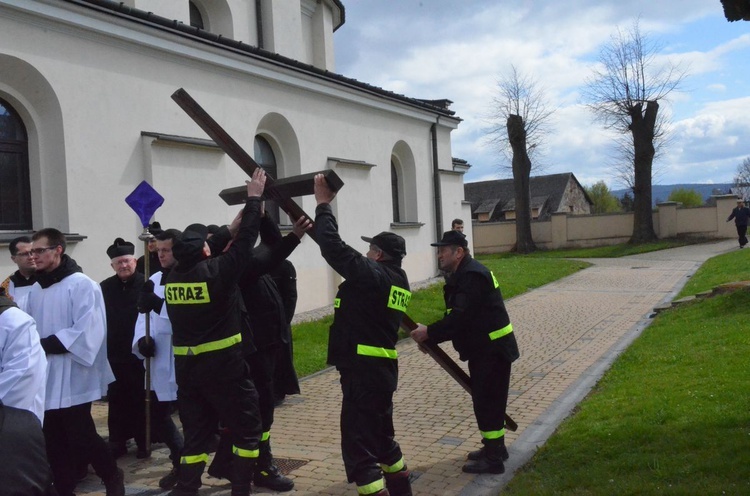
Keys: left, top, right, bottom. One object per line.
{"left": 189, "top": 1, "right": 204, "bottom": 29}
{"left": 254, "top": 135, "right": 279, "bottom": 224}
{"left": 391, "top": 161, "right": 401, "bottom": 223}
{"left": 0, "top": 98, "right": 31, "bottom": 230}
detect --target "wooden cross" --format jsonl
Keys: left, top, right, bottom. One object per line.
{"left": 171, "top": 88, "right": 343, "bottom": 241}
{"left": 170, "top": 88, "right": 517, "bottom": 431}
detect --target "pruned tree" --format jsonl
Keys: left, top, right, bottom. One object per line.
{"left": 584, "top": 20, "right": 686, "bottom": 243}
{"left": 486, "top": 65, "right": 554, "bottom": 253}
{"left": 733, "top": 157, "right": 750, "bottom": 200}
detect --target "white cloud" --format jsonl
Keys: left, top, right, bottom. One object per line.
{"left": 335, "top": 1, "right": 750, "bottom": 187}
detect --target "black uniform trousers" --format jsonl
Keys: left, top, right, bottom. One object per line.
{"left": 468, "top": 353, "right": 512, "bottom": 446}
{"left": 736, "top": 224, "right": 748, "bottom": 247}
{"left": 107, "top": 359, "right": 146, "bottom": 450}
{"left": 175, "top": 346, "right": 262, "bottom": 492}
{"left": 339, "top": 370, "right": 404, "bottom": 487}
{"left": 151, "top": 396, "right": 184, "bottom": 467}
{"left": 208, "top": 344, "right": 279, "bottom": 477}
{"left": 43, "top": 402, "right": 119, "bottom": 496}
{"left": 248, "top": 344, "right": 279, "bottom": 433}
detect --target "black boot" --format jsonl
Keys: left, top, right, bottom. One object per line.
{"left": 462, "top": 441, "right": 505, "bottom": 474}
{"left": 207, "top": 431, "right": 234, "bottom": 481}
{"left": 384, "top": 469, "right": 412, "bottom": 496}
{"left": 102, "top": 467, "right": 125, "bottom": 496}
{"left": 254, "top": 439, "right": 294, "bottom": 492}
{"left": 159, "top": 466, "right": 179, "bottom": 490}
{"left": 231, "top": 454, "right": 255, "bottom": 496}
{"left": 466, "top": 444, "right": 509, "bottom": 461}
{"left": 169, "top": 461, "right": 205, "bottom": 496}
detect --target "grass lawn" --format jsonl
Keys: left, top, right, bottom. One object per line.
{"left": 290, "top": 255, "right": 589, "bottom": 378}
{"left": 503, "top": 247, "right": 750, "bottom": 495}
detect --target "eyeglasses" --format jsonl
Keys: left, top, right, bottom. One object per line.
{"left": 30, "top": 246, "right": 59, "bottom": 256}
{"left": 13, "top": 251, "right": 33, "bottom": 258}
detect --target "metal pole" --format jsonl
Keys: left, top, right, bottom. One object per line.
{"left": 138, "top": 227, "right": 153, "bottom": 454}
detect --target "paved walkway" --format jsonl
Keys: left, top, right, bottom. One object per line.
{"left": 78, "top": 240, "right": 737, "bottom": 495}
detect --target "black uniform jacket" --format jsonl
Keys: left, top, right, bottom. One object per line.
{"left": 315, "top": 203, "right": 410, "bottom": 392}
{"left": 238, "top": 215, "right": 301, "bottom": 350}
{"left": 100, "top": 271, "right": 145, "bottom": 363}
{"left": 165, "top": 198, "right": 262, "bottom": 348}
{"left": 427, "top": 255, "right": 520, "bottom": 363}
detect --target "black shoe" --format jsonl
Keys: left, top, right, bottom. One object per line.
{"left": 76, "top": 463, "right": 89, "bottom": 482}
{"left": 159, "top": 467, "right": 179, "bottom": 489}
{"left": 103, "top": 467, "right": 125, "bottom": 496}
{"left": 254, "top": 467, "right": 294, "bottom": 492}
{"left": 462, "top": 456, "right": 505, "bottom": 475}
{"left": 136, "top": 448, "right": 151, "bottom": 459}
{"left": 108, "top": 442, "right": 127, "bottom": 459}
{"left": 467, "top": 445, "right": 509, "bottom": 461}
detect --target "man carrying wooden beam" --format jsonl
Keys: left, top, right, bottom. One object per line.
{"left": 410, "top": 230, "right": 520, "bottom": 475}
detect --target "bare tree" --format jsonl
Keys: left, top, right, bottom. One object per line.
{"left": 733, "top": 157, "right": 750, "bottom": 200}
{"left": 584, "top": 20, "right": 686, "bottom": 243}
{"left": 486, "top": 65, "right": 554, "bottom": 253}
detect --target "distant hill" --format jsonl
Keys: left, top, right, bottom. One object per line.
{"left": 611, "top": 183, "right": 734, "bottom": 207}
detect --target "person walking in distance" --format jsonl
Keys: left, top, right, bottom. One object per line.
{"left": 726, "top": 198, "right": 750, "bottom": 248}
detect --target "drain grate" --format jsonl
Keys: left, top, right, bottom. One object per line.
{"left": 275, "top": 457, "right": 309, "bottom": 475}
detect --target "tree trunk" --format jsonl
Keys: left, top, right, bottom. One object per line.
{"left": 507, "top": 114, "right": 537, "bottom": 253}
{"left": 628, "top": 101, "right": 659, "bottom": 244}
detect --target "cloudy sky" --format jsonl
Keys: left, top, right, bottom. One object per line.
{"left": 333, "top": 1, "right": 750, "bottom": 188}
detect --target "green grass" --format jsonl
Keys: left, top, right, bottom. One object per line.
{"left": 291, "top": 256, "right": 589, "bottom": 377}
{"left": 678, "top": 247, "right": 750, "bottom": 297}
{"left": 503, "top": 246, "right": 750, "bottom": 495}
{"left": 479, "top": 238, "right": 706, "bottom": 259}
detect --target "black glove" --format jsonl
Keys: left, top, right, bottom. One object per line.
{"left": 39, "top": 335, "right": 68, "bottom": 355}
{"left": 137, "top": 280, "right": 163, "bottom": 314}
{"left": 137, "top": 336, "right": 156, "bottom": 358}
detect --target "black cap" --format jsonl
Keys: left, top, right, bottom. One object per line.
{"left": 184, "top": 223, "right": 209, "bottom": 240}
{"left": 172, "top": 229, "right": 208, "bottom": 263}
{"left": 361, "top": 231, "right": 406, "bottom": 260}
{"left": 431, "top": 230, "right": 468, "bottom": 248}
{"left": 106, "top": 238, "right": 135, "bottom": 259}
{"left": 207, "top": 224, "right": 221, "bottom": 235}
{"left": 148, "top": 221, "right": 163, "bottom": 237}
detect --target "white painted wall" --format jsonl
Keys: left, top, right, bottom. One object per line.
{"left": 0, "top": 0, "right": 464, "bottom": 313}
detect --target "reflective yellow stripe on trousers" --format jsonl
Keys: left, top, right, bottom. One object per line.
{"left": 173, "top": 333, "right": 242, "bottom": 356}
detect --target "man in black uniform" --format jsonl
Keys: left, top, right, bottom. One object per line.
{"left": 164, "top": 169, "right": 266, "bottom": 496}
{"left": 411, "top": 230, "right": 520, "bottom": 475}
{"left": 100, "top": 238, "right": 148, "bottom": 458}
{"left": 208, "top": 212, "right": 310, "bottom": 492}
{"left": 313, "top": 174, "right": 413, "bottom": 496}
{"left": 726, "top": 198, "right": 750, "bottom": 248}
